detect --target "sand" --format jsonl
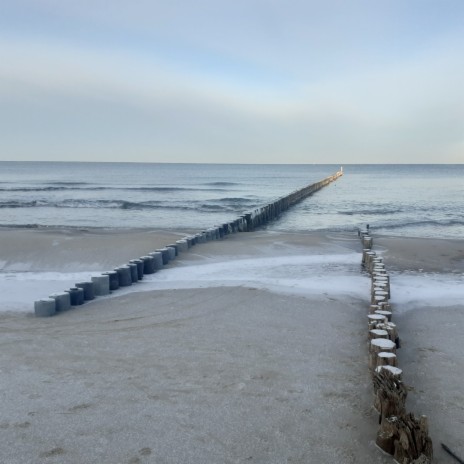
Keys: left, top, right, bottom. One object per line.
{"left": 0, "top": 228, "right": 463, "bottom": 463}
{"left": 374, "top": 236, "right": 464, "bottom": 464}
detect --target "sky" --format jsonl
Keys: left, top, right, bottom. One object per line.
{"left": 1, "top": 0, "right": 463, "bottom": 164}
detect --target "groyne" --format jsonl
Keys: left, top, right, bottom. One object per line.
{"left": 358, "top": 228, "right": 433, "bottom": 463}
{"left": 33, "top": 170, "right": 343, "bottom": 317}
{"left": 243, "top": 170, "right": 343, "bottom": 231}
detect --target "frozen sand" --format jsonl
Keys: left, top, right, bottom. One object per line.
{"left": 1, "top": 287, "right": 389, "bottom": 464}
{"left": 0, "top": 229, "right": 463, "bottom": 463}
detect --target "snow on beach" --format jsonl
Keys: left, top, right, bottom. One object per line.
{"left": 1, "top": 252, "right": 365, "bottom": 313}
{"left": 1, "top": 250, "right": 463, "bottom": 314}
{"left": 390, "top": 272, "right": 464, "bottom": 310}
{"left": 1, "top": 229, "right": 463, "bottom": 463}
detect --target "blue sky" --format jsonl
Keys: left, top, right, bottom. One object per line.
{"left": 1, "top": 0, "right": 463, "bottom": 163}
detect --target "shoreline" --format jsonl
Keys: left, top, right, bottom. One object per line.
{"left": 0, "top": 228, "right": 463, "bottom": 462}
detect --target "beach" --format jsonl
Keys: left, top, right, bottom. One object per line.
{"left": 1, "top": 228, "right": 463, "bottom": 463}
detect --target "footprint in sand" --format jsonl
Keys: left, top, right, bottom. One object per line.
{"left": 39, "top": 447, "right": 66, "bottom": 458}
{"left": 128, "top": 448, "right": 152, "bottom": 463}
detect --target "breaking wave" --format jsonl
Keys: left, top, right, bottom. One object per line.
{"left": 0, "top": 198, "right": 254, "bottom": 212}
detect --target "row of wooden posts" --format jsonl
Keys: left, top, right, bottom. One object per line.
{"left": 359, "top": 230, "right": 433, "bottom": 463}
{"left": 244, "top": 170, "right": 343, "bottom": 230}
{"left": 33, "top": 170, "right": 343, "bottom": 317}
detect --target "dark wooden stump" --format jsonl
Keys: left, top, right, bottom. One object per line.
{"left": 373, "top": 368, "right": 407, "bottom": 423}
{"left": 393, "top": 414, "right": 433, "bottom": 463}
{"left": 373, "top": 370, "right": 433, "bottom": 463}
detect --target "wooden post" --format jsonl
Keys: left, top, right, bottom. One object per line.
{"left": 374, "top": 310, "right": 392, "bottom": 322}
{"left": 368, "top": 314, "right": 387, "bottom": 330}
{"left": 363, "top": 235, "right": 373, "bottom": 249}
{"left": 369, "top": 329, "right": 389, "bottom": 340}
{"left": 373, "top": 369, "right": 407, "bottom": 420}
{"left": 375, "top": 365, "right": 402, "bottom": 377}
{"left": 370, "top": 338, "right": 396, "bottom": 369}
{"left": 391, "top": 414, "right": 433, "bottom": 463}
{"left": 376, "top": 321, "right": 399, "bottom": 346}
{"left": 369, "top": 304, "right": 380, "bottom": 314}
{"left": 359, "top": 229, "right": 433, "bottom": 462}
{"left": 34, "top": 298, "right": 56, "bottom": 317}
{"left": 377, "top": 352, "right": 398, "bottom": 367}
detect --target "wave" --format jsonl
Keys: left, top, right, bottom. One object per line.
{"left": 277, "top": 219, "right": 464, "bottom": 236}
{"left": 203, "top": 182, "right": 238, "bottom": 186}
{"left": 0, "top": 199, "right": 136, "bottom": 209}
{"left": 378, "top": 219, "right": 464, "bottom": 230}
{"left": 339, "top": 208, "right": 404, "bottom": 216}
{"left": 0, "top": 223, "right": 41, "bottom": 229}
{"left": 48, "top": 181, "right": 90, "bottom": 186}
{"left": 0, "top": 201, "right": 40, "bottom": 208}
{"left": 0, "top": 223, "right": 113, "bottom": 230}
{"left": 122, "top": 201, "right": 244, "bottom": 213}
{"left": 127, "top": 186, "right": 228, "bottom": 192}
{"left": 199, "top": 204, "right": 234, "bottom": 212}
{"left": 0, "top": 185, "right": 229, "bottom": 193}
{"left": 0, "top": 198, "right": 249, "bottom": 212}
{"left": 218, "top": 197, "right": 257, "bottom": 203}
{"left": 0, "top": 186, "right": 110, "bottom": 192}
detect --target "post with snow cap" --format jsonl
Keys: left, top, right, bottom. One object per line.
{"left": 358, "top": 227, "right": 433, "bottom": 462}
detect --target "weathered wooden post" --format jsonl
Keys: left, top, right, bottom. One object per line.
{"left": 141, "top": 256, "right": 156, "bottom": 274}
{"left": 49, "top": 292, "right": 71, "bottom": 312}
{"left": 376, "top": 352, "right": 398, "bottom": 368}
{"left": 368, "top": 313, "right": 387, "bottom": 330}
{"left": 362, "top": 235, "right": 373, "bottom": 249}
{"left": 34, "top": 298, "right": 56, "bottom": 317}
{"left": 128, "top": 263, "right": 139, "bottom": 282}
{"left": 103, "top": 271, "right": 119, "bottom": 290}
{"left": 176, "top": 239, "right": 189, "bottom": 252}
{"left": 149, "top": 252, "right": 163, "bottom": 270}
{"left": 369, "top": 338, "right": 396, "bottom": 370}
{"left": 115, "top": 266, "right": 132, "bottom": 287}
{"left": 129, "top": 259, "right": 144, "bottom": 280}
{"left": 67, "top": 287, "right": 84, "bottom": 305}
{"left": 76, "top": 281, "right": 95, "bottom": 300}
{"left": 92, "top": 274, "right": 110, "bottom": 296}
{"left": 369, "top": 329, "right": 389, "bottom": 340}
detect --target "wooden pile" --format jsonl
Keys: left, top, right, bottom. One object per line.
{"left": 359, "top": 228, "right": 433, "bottom": 464}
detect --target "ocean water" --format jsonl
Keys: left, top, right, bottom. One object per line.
{"left": 0, "top": 162, "right": 463, "bottom": 239}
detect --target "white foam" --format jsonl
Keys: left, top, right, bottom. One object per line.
{"left": 0, "top": 271, "right": 98, "bottom": 313}
{"left": 94, "top": 253, "right": 370, "bottom": 299}
{"left": 108, "top": 253, "right": 370, "bottom": 300}
{"left": 2, "top": 252, "right": 463, "bottom": 314}
{"left": 389, "top": 273, "right": 464, "bottom": 310}
{"left": 0, "top": 253, "right": 366, "bottom": 313}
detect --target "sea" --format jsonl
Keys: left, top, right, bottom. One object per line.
{"left": 0, "top": 162, "right": 463, "bottom": 239}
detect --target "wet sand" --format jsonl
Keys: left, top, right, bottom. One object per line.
{"left": 0, "top": 228, "right": 463, "bottom": 463}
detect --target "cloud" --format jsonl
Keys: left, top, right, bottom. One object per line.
{"left": 0, "top": 1, "right": 463, "bottom": 162}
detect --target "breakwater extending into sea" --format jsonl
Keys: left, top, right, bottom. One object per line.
{"left": 33, "top": 170, "right": 343, "bottom": 316}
